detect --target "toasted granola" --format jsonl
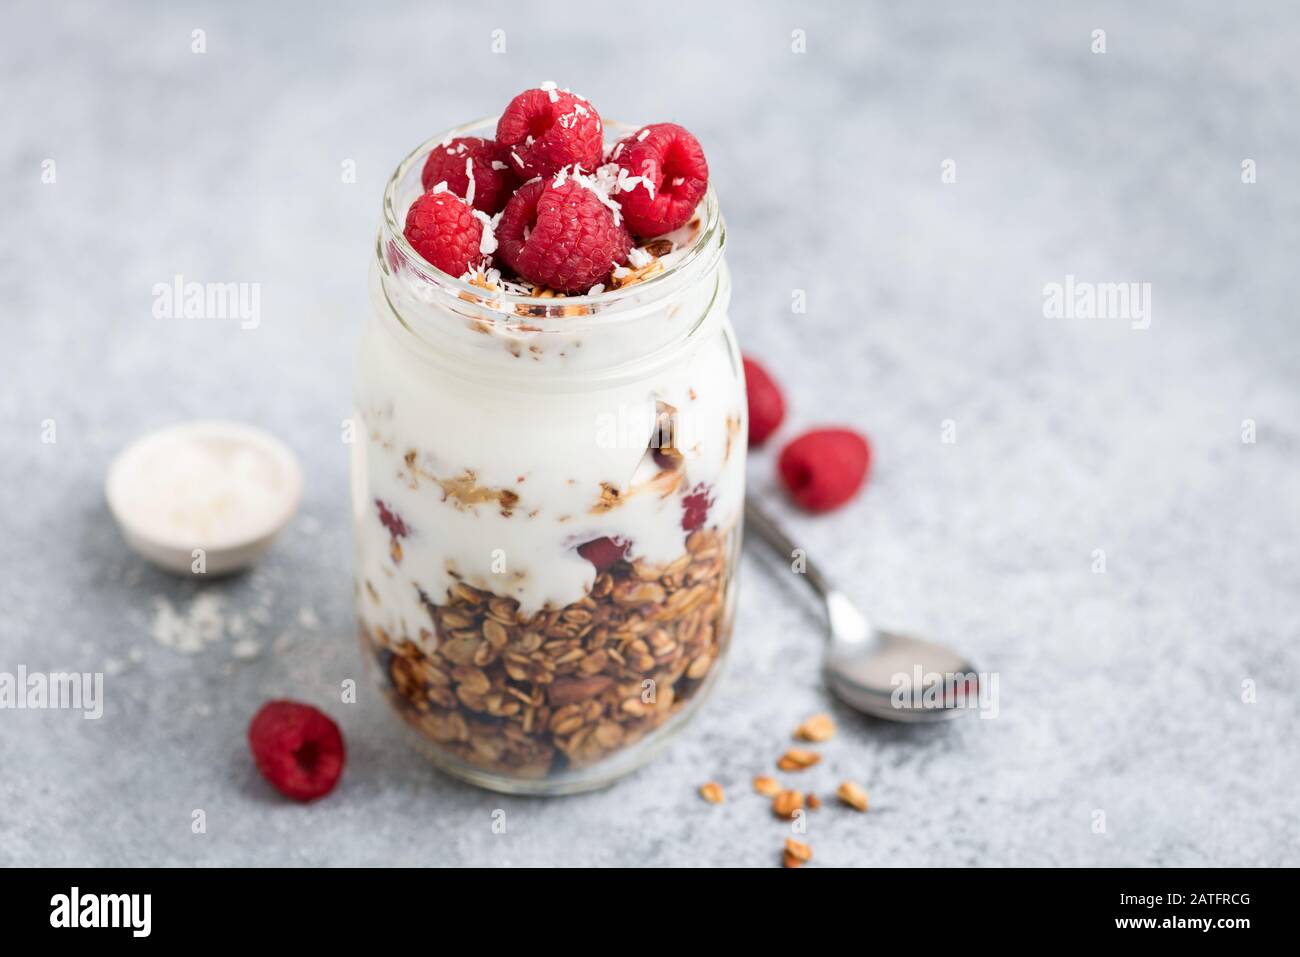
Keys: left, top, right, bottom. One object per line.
{"left": 783, "top": 837, "right": 813, "bottom": 868}
{"left": 361, "top": 525, "right": 736, "bottom": 778}
{"left": 794, "top": 713, "right": 836, "bottom": 743}
{"left": 776, "top": 748, "right": 821, "bottom": 772}
{"left": 772, "top": 789, "right": 804, "bottom": 820}
{"left": 699, "top": 781, "right": 725, "bottom": 805}
{"left": 837, "top": 780, "right": 869, "bottom": 812}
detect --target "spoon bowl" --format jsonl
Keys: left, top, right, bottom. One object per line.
{"left": 745, "top": 499, "right": 979, "bottom": 723}
{"left": 825, "top": 628, "right": 978, "bottom": 723}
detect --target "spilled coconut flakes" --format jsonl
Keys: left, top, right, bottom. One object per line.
{"left": 149, "top": 593, "right": 226, "bottom": 654}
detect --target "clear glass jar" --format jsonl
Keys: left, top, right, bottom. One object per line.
{"left": 352, "top": 118, "right": 745, "bottom": 794}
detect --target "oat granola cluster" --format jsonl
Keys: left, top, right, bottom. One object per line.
{"left": 698, "top": 713, "right": 873, "bottom": 867}
{"left": 361, "top": 526, "right": 734, "bottom": 778}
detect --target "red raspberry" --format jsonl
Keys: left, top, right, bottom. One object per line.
{"left": 577, "top": 536, "right": 630, "bottom": 571}
{"left": 403, "top": 189, "right": 484, "bottom": 277}
{"left": 248, "top": 700, "right": 346, "bottom": 802}
{"left": 681, "top": 483, "right": 713, "bottom": 531}
{"left": 497, "top": 85, "right": 603, "bottom": 180}
{"left": 420, "top": 137, "right": 517, "bottom": 214}
{"left": 612, "top": 123, "right": 709, "bottom": 238}
{"left": 497, "top": 177, "right": 632, "bottom": 294}
{"left": 778, "top": 429, "right": 871, "bottom": 513}
{"left": 742, "top": 356, "right": 786, "bottom": 447}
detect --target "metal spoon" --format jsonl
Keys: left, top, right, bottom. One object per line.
{"left": 744, "top": 499, "right": 979, "bottom": 722}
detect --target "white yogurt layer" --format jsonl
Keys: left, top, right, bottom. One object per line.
{"left": 352, "top": 268, "right": 743, "bottom": 633}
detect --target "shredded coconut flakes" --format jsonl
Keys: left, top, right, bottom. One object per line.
{"left": 554, "top": 163, "right": 626, "bottom": 225}
{"left": 464, "top": 157, "right": 476, "bottom": 206}
{"left": 473, "top": 209, "right": 499, "bottom": 256}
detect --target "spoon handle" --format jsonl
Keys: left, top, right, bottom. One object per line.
{"left": 743, "top": 498, "right": 835, "bottom": 599}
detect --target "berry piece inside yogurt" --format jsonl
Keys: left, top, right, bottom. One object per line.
{"left": 681, "top": 483, "right": 713, "bottom": 531}
{"left": 577, "top": 536, "right": 631, "bottom": 571}
{"left": 375, "top": 499, "right": 409, "bottom": 538}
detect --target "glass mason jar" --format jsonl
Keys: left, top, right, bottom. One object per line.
{"left": 352, "top": 118, "right": 745, "bottom": 794}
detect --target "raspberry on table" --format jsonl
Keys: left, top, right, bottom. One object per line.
{"left": 248, "top": 700, "right": 346, "bottom": 802}
{"left": 742, "top": 356, "right": 786, "bottom": 447}
{"left": 420, "top": 136, "right": 517, "bottom": 214}
{"left": 403, "top": 189, "right": 485, "bottom": 277}
{"left": 497, "top": 84, "right": 603, "bottom": 180}
{"left": 778, "top": 429, "right": 871, "bottom": 512}
{"left": 497, "top": 176, "right": 632, "bottom": 294}
{"left": 612, "top": 123, "right": 709, "bottom": 238}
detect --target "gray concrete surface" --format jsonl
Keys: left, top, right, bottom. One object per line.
{"left": 2, "top": 0, "right": 1298, "bottom": 866}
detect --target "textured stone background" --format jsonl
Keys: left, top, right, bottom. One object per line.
{"left": 2, "top": 0, "right": 1298, "bottom": 866}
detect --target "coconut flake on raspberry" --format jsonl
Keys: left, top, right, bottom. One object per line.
{"left": 463, "top": 158, "right": 476, "bottom": 207}
{"left": 471, "top": 208, "right": 501, "bottom": 257}
{"left": 553, "top": 163, "right": 626, "bottom": 226}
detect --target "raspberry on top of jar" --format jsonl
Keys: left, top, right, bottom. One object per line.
{"left": 403, "top": 81, "right": 711, "bottom": 300}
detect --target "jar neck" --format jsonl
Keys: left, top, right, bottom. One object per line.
{"left": 370, "top": 255, "right": 730, "bottom": 392}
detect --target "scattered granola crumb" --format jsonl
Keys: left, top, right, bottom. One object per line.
{"left": 837, "top": 780, "right": 869, "bottom": 812}
{"left": 783, "top": 837, "right": 812, "bottom": 868}
{"left": 772, "top": 789, "right": 804, "bottom": 819}
{"left": 777, "top": 748, "right": 821, "bottom": 772}
{"left": 794, "top": 713, "right": 836, "bottom": 742}
{"left": 699, "top": 781, "right": 725, "bottom": 805}
{"left": 807, "top": 793, "right": 821, "bottom": 810}
{"left": 752, "top": 775, "right": 781, "bottom": 797}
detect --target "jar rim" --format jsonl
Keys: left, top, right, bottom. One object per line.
{"left": 379, "top": 115, "right": 725, "bottom": 327}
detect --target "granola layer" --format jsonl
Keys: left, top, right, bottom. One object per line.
{"left": 360, "top": 526, "right": 735, "bottom": 777}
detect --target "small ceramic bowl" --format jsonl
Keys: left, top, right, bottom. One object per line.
{"left": 106, "top": 420, "right": 303, "bottom": 576}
